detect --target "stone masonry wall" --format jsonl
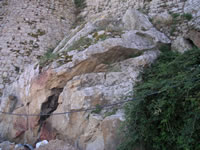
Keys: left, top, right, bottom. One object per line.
{"left": 83, "top": 0, "right": 186, "bottom": 20}
{"left": 0, "top": 0, "right": 75, "bottom": 94}
{"left": 82, "top": 0, "right": 147, "bottom": 20}
{"left": 82, "top": 0, "right": 196, "bottom": 44}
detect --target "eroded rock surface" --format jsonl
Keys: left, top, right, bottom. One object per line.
{"left": 0, "top": 9, "right": 169, "bottom": 149}
{"left": 187, "top": 30, "right": 200, "bottom": 48}
{"left": 172, "top": 36, "right": 193, "bottom": 53}
{"left": 0, "top": 0, "right": 198, "bottom": 150}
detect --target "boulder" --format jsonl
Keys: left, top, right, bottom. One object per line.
{"left": 187, "top": 30, "right": 200, "bottom": 48}
{"left": 122, "top": 29, "right": 171, "bottom": 50}
{"left": 122, "top": 8, "right": 153, "bottom": 31}
{"left": 0, "top": 141, "right": 15, "bottom": 150}
{"left": 171, "top": 36, "right": 193, "bottom": 53}
{"left": 101, "top": 112, "right": 125, "bottom": 150}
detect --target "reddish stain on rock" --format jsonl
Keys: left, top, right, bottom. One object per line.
{"left": 39, "top": 122, "right": 56, "bottom": 141}
{"left": 33, "top": 69, "right": 53, "bottom": 86}
{"left": 28, "top": 117, "right": 40, "bottom": 129}
{"left": 13, "top": 117, "right": 27, "bottom": 138}
{"left": 13, "top": 116, "right": 39, "bottom": 138}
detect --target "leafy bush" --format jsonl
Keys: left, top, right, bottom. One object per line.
{"left": 118, "top": 48, "right": 200, "bottom": 150}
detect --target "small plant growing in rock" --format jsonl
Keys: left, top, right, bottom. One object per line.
{"left": 181, "top": 13, "right": 193, "bottom": 21}
{"left": 92, "top": 104, "right": 102, "bottom": 114}
{"left": 104, "top": 108, "right": 118, "bottom": 118}
{"left": 170, "top": 25, "right": 176, "bottom": 36}
{"left": 39, "top": 49, "right": 58, "bottom": 67}
{"left": 74, "top": 0, "right": 86, "bottom": 9}
{"left": 94, "top": 33, "right": 107, "bottom": 42}
{"left": 171, "top": 13, "right": 180, "bottom": 19}
{"left": 92, "top": 31, "right": 110, "bottom": 43}
{"left": 67, "top": 36, "right": 93, "bottom": 51}
{"left": 56, "top": 51, "right": 73, "bottom": 66}
{"left": 169, "top": 13, "right": 180, "bottom": 26}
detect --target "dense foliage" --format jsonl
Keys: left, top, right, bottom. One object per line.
{"left": 74, "top": 0, "right": 86, "bottom": 9}
{"left": 118, "top": 48, "right": 200, "bottom": 150}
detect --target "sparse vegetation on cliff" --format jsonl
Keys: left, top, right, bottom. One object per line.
{"left": 182, "top": 13, "right": 193, "bottom": 21}
{"left": 39, "top": 49, "right": 58, "bottom": 67}
{"left": 118, "top": 48, "right": 200, "bottom": 150}
{"left": 67, "top": 36, "right": 93, "bottom": 51}
{"left": 74, "top": 0, "right": 86, "bottom": 9}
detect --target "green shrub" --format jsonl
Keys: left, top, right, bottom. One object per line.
{"left": 170, "top": 25, "right": 176, "bottom": 36}
{"left": 104, "top": 108, "right": 118, "bottom": 118}
{"left": 118, "top": 48, "right": 200, "bottom": 150}
{"left": 171, "top": 13, "right": 180, "bottom": 19}
{"left": 39, "top": 49, "right": 58, "bottom": 67}
{"left": 74, "top": 0, "right": 86, "bottom": 9}
{"left": 181, "top": 13, "right": 193, "bottom": 21}
{"left": 92, "top": 104, "right": 102, "bottom": 114}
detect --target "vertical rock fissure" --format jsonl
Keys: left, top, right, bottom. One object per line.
{"left": 39, "top": 88, "right": 63, "bottom": 123}
{"left": 36, "top": 88, "right": 63, "bottom": 140}
{"left": 34, "top": 88, "right": 63, "bottom": 143}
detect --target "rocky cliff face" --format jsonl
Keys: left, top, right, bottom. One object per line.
{"left": 0, "top": 0, "right": 199, "bottom": 150}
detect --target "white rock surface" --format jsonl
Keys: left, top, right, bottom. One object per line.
{"left": 122, "top": 8, "right": 153, "bottom": 31}
{"left": 2, "top": 1, "right": 196, "bottom": 150}
{"left": 36, "top": 140, "right": 49, "bottom": 148}
{"left": 171, "top": 36, "right": 193, "bottom": 53}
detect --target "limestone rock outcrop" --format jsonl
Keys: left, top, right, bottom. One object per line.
{"left": 122, "top": 8, "right": 153, "bottom": 31}
{"left": 0, "top": 0, "right": 198, "bottom": 150}
{"left": 171, "top": 36, "right": 193, "bottom": 53}
{"left": 0, "top": 8, "right": 170, "bottom": 150}
{"left": 187, "top": 30, "right": 200, "bottom": 49}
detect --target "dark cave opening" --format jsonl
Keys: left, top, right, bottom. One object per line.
{"left": 39, "top": 88, "right": 63, "bottom": 124}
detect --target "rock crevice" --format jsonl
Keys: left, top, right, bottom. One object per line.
{"left": 0, "top": 0, "right": 199, "bottom": 149}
